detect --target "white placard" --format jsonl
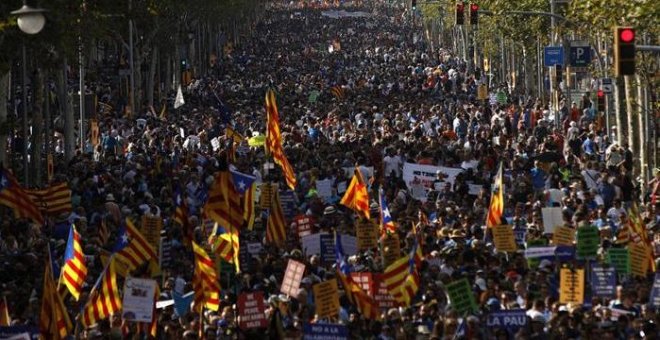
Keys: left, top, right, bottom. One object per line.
{"left": 402, "top": 162, "right": 464, "bottom": 192}
{"left": 542, "top": 207, "right": 564, "bottom": 234}
{"left": 122, "top": 277, "right": 157, "bottom": 323}
{"left": 524, "top": 246, "right": 557, "bottom": 259}
{"left": 315, "top": 179, "right": 334, "bottom": 201}
{"left": 337, "top": 181, "right": 347, "bottom": 194}
{"left": 301, "top": 234, "right": 321, "bottom": 256}
{"left": 247, "top": 242, "right": 263, "bottom": 257}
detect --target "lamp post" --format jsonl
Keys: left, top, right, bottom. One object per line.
{"left": 11, "top": 1, "right": 46, "bottom": 187}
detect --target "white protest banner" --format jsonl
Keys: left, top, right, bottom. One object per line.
{"left": 524, "top": 246, "right": 557, "bottom": 259}
{"left": 542, "top": 207, "right": 564, "bottom": 234}
{"left": 315, "top": 179, "right": 334, "bottom": 201}
{"left": 122, "top": 277, "right": 157, "bottom": 323}
{"left": 302, "top": 233, "right": 321, "bottom": 256}
{"left": 402, "top": 163, "right": 464, "bottom": 193}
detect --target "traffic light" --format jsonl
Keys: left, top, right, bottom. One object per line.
{"left": 597, "top": 90, "right": 605, "bottom": 112}
{"left": 456, "top": 2, "right": 465, "bottom": 25}
{"left": 470, "top": 3, "right": 479, "bottom": 26}
{"left": 614, "top": 27, "right": 635, "bottom": 76}
{"left": 180, "top": 59, "right": 188, "bottom": 71}
{"left": 412, "top": 0, "right": 417, "bottom": 10}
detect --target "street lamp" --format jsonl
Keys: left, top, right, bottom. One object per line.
{"left": 11, "top": 1, "right": 46, "bottom": 187}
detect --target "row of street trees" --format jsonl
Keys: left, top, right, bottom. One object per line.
{"left": 0, "top": 0, "right": 266, "bottom": 186}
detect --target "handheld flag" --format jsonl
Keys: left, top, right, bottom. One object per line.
{"left": 0, "top": 167, "right": 44, "bottom": 225}
{"left": 382, "top": 237, "right": 423, "bottom": 306}
{"left": 0, "top": 296, "right": 10, "bottom": 326}
{"left": 40, "top": 247, "right": 72, "bottom": 339}
{"left": 265, "top": 89, "right": 297, "bottom": 189}
{"left": 266, "top": 189, "right": 287, "bottom": 247}
{"left": 486, "top": 163, "right": 504, "bottom": 228}
{"left": 174, "top": 85, "right": 185, "bottom": 109}
{"left": 60, "top": 225, "right": 88, "bottom": 300}
{"left": 174, "top": 185, "right": 193, "bottom": 248}
{"left": 192, "top": 241, "right": 221, "bottom": 312}
{"left": 203, "top": 171, "right": 244, "bottom": 231}
{"left": 26, "top": 183, "right": 72, "bottom": 217}
{"left": 379, "top": 189, "right": 396, "bottom": 235}
{"left": 340, "top": 169, "right": 370, "bottom": 219}
{"left": 113, "top": 219, "right": 157, "bottom": 272}
{"left": 230, "top": 169, "right": 256, "bottom": 195}
{"left": 81, "top": 258, "right": 122, "bottom": 328}
{"left": 335, "top": 232, "right": 379, "bottom": 320}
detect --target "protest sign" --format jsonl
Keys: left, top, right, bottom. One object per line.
{"left": 237, "top": 291, "right": 268, "bottom": 330}
{"left": 382, "top": 233, "right": 401, "bottom": 266}
{"left": 446, "top": 278, "right": 478, "bottom": 314}
{"left": 541, "top": 207, "right": 564, "bottom": 234}
{"left": 629, "top": 243, "right": 650, "bottom": 277}
{"left": 591, "top": 264, "right": 617, "bottom": 298}
{"left": 281, "top": 259, "right": 306, "bottom": 296}
{"left": 293, "top": 215, "right": 314, "bottom": 239}
{"left": 576, "top": 225, "right": 599, "bottom": 259}
{"left": 302, "top": 234, "right": 321, "bottom": 256}
{"left": 513, "top": 226, "right": 526, "bottom": 246}
{"left": 486, "top": 309, "right": 527, "bottom": 336}
{"left": 559, "top": 268, "right": 585, "bottom": 304}
{"left": 303, "top": 323, "right": 348, "bottom": 340}
{"left": 259, "top": 182, "right": 274, "bottom": 209}
{"left": 402, "top": 163, "right": 463, "bottom": 192}
{"left": 313, "top": 279, "right": 340, "bottom": 318}
{"left": 320, "top": 234, "right": 335, "bottom": 265}
{"left": 649, "top": 273, "right": 660, "bottom": 307}
{"left": 303, "top": 233, "right": 357, "bottom": 261}
{"left": 159, "top": 237, "right": 172, "bottom": 269}
{"left": 356, "top": 219, "right": 379, "bottom": 251}
{"left": 315, "top": 179, "right": 334, "bottom": 202}
{"left": 524, "top": 246, "right": 556, "bottom": 259}
{"left": 122, "top": 277, "right": 157, "bottom": 323}
{"left": 140, "top": 215, "right": 163, "bottom": 251}
{"left": 279, "top": 190, "right": 297, "bottom": 219}
{"left": 606, "top": 248, "right": 630, "bottom": 274}
{"left": 555, "top": 246, "right": 576, "bottom": 261}
{"left": 492, "top": 225, "right": 517, "bottom": 252}
{"left": 553, "top": 226, "right": 576, "bottom": 246}
{"left": 372, "top": 273, "right": 399, "bottom": 310}
{"left": 0, "top": 326, "right": 39, "bottom": 340}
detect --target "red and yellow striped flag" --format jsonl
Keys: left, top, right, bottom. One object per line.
{"left": 0, "top": 168, "right": 44, "bottom": 225}
{"left": 243, "top": 183, "right": 256, "bottom": 230}
{"left": 113, "top": 219, "right": 157, "bottom": 272}
{"left": 203, "top": 171, "right": 244, "bottom": 231}
{"left": 337, "top": 271, "right": 380, "bottom": 320}
{"left": 0, "top": 296, "right": 10, "bottom": 326}
{"left": 340, "top": 169, "right": 370, "bottom": 219}
{"left": 59, "top": 225, "right": 88, "bottom": 301}
{"left": 265, "top": 89, "right": 296, "bottom": 190}
{"left": 26, "top": 182, "right": 73, "bottom": 216}
{"left": 40, "top": 252, "right": 72, "bottom": 339}
{"left": 81, "top": 258, "right": 122, "bottom": 328}
{"left": 486, "top": 163, "right": 504, "bottom": 228}
{"left": 266, "top": 189, "right": 287, "bottom": 247}
{"left": 381, "top": 240, "right": 423, "bottom": 307}
{"left": 192, "top": 241, "right": 221, "bottom": 312}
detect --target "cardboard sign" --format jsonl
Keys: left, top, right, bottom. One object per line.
{"left": 649, "top": 273, "right": 660, "bottom": 307}
{"left": 279, "top": 190, "right": 297, "bottom": 219}
{"left": 303, "top": 323, "right": 348, "bottom": 340}
{"left": 486, "top": 309, "right": 527, "bottom": 336}
{"left": 629, "top": 243, "right": 650, "bottom": 277}
{"left": 446, "top": 279, "right": 478, "bottom": 314}
{"left": 122, "top": 277, "right": 157, "bottom": 323}
{"left": 576, "top": 226, "right": 599, "bottom": 259}
{"left": 541, "top": 207, "right": 564, "bottom": 234}
{"left": 553, "top": 226, "right": 576, "bottom": 246}
{"left": 313, "top": 279, "right": 340, "bottom": 319}
{"left": 382, "top": 233, "right": 401, "bottom": 267}
{"left": 559, "top": 268, "right": 585, "bottom": 304}
{"left": 492, "top": 225, "right": 517, "bottom": 252}
{"left": 606, "top": 248, "right": 630, "bottom": 274}
{"left": 259, "top": 183, "right": 274, "bottom": 209}
{"left": 281, "top": 259, "right": 306, "bottom": 297}
{"left": 140, "top": 215, "right": 163, "bottom": 252}
{"left": 591, "top": 265, "right": 617, "bottom": 298}
{"left": 320, "top": 234, "right": 336, "bottom": 265}
{"left": 356, "top": 219, "right": 379, "bottom": 251}
{"left": 372, "top": 273, "right": 399, "bottom": 310}
{"left": 237, "top": 291, "right": 267, "bottom": 330}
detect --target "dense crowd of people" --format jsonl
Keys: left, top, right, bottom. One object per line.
{"left": 1, "top": 0, "right": 659, "bottom": 339}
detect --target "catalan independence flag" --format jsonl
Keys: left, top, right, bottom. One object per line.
{"left": 113, "top": 219, "right": 157, "bottom": 272}
{"left": 340, "top": 169, "right": 370, "bottom": 219}
{"left": 81, "top": 258, "right": 122, "bottom": 328}
{"left": 379, "top": 188, "right": 396, "bottom": 235}
{"left": 486, "top": 162, "right": 504, "bottom": 228}
{"left": 26, "top": 182, "right": 73, "bottom": 216}
{"left": 40, "top": 247, "right": 72, "bottom": 339}
{"left": 266, "top": 189, "right": 287, "bottom": 247}
{"left": 335, "top": 233, "right": 379, "bottom": 320}
{"left": 265, "top": 89, "right": 296, "bottom": 190}
{"left": 173, "top": 185, "right": 193, "bottom": 248}
{"left": 382, "top": 238, "right": 423, "bottom": 307}
{"left": 192, "top": 241, "right": 221, "bottom": 312}
{"left": 0, "top": 167, "right": 44, "bottom": 225}
{"left": 243, "top": 183, "right": 256, "bottom": 230}
{"left": 204, "top": 171, "right": 244, "bottom": 232}
{"left": 330, "top": 85, "right": 345, "bottom": 100}
{"left": 59, "top": 225, "right": 87, "bottom": 300}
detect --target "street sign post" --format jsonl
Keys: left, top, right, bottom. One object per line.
{"left": 544, "top": 46, "right": 564, "bottom": 67}
{"left": 601, "top": 78, "right": 613, "bottom": 93}
{"left": 570, "top": 45, "right": 592, "bottom": 67}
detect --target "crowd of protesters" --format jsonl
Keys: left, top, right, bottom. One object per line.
{"left": 1, "top": 0, "right": 659, "bottom": 339}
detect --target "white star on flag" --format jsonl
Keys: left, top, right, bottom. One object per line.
{"left": 383, "top": 208, "right": 391, "bottom": 218}
{"left": 122, "top": 234, "right": 129, "bottom": 244}
{"left": 237, "top": 180, "right": 246, "bottom": 191}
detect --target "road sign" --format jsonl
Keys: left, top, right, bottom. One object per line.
{"left": 544, "top": 46, "right": 564, "bottom": 67}
{"left": 570, "top": 45, "right": 592, "bottom": 67}
{"left": 601, "top": 78, "right": 613, "bottom": 93}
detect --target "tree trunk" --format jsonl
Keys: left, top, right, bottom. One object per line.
{"left": 32, "top": 68, "right": 44, "bottom": 186}
{"left": 624, "top": 75, "right": 637, "bottom": 174}
{"left": 147, "top": 46, "right": 158, "bottom": 108}
{"left": 636, "top": 74, "right": 646, "bottom": 199}
{"left": 0, "top": 71, "right": 10, "bottom": 167}
{"left": 614, "top": 77, "right": 624, "bottom": 145}
{"left": 61, "top": 58, "right": 75, "bottom": 161}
